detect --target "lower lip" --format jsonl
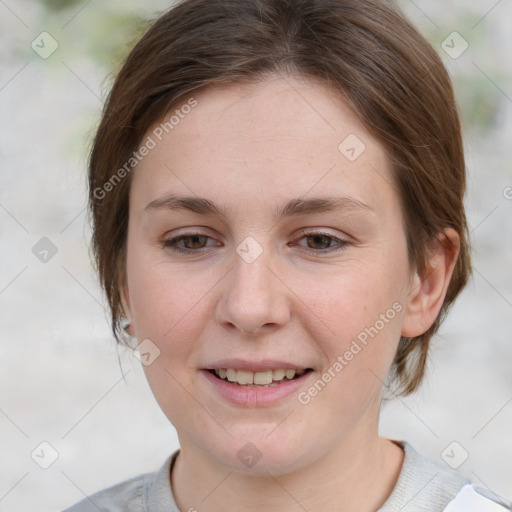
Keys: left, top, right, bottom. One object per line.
{"left": 200, "top": 370, "right": 314, "bottom": 407}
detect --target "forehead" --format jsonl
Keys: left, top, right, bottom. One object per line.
{"left": 131, "top": 74, "right": 397, "bottom": 218}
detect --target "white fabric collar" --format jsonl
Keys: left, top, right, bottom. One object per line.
{"left": 444, "top": 484, "right": 512, "bottom": 511}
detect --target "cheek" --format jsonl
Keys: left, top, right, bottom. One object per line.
{"left": 126, "top": 250, "right": 215, "bottom": 425}
{"left": 301, "top": 258, "right": 407, "bottom": 396}
{"left": 308, "top": 262, "right": 405, "bottom": 342}
{"left": 297, "top": 282, "right": 404, "bottom": 422}
{"left": 126, "top": 243, "right": 214, "bottom": 340}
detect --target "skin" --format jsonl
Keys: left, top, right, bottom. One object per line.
{"left": 121, "top": 73, "right": 459, "bottom": 511}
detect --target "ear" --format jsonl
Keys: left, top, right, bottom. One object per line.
{"left": 120, "top": 277, "right": 135, "bottom": 338}
{"left": 401, "top": 228, "right": 460, "bottom": 338}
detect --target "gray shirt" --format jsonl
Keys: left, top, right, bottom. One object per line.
{"left": 61, "top": 441, "right": 502, "bottom": 511}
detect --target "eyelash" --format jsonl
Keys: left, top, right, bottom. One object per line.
{"left": 162, "top": 230, "right": 350, "bottom": 255}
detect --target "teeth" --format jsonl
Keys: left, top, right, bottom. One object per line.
{"left": 254, "top": 370, "right": 273, "bottom": 385}
{"left": 285, "top": 369, "right": 296, "bottom": 380}
{"left": 272, "top": 368, "right": 286, "bottom": 381}
{"left": 213, "top": 368, "right": 308, "bottom": 386}
{"left": 237, "top": 370, "right": 254, "bottom": 385}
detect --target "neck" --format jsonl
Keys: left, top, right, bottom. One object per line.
{"left": 171, "top": 425, "right": 404, "bottom": 511}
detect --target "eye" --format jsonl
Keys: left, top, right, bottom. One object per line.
{"left": 163, "top": 232, "right": 217, "bottom": 254}
{"left": 294, "top": 231, "right": 350, "bottom": 254}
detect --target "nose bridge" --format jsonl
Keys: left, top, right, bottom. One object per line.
{"left": 233, "top": 247, "right": 273, "bottom": 299}
{"left": 216, "top": 240, "right": 290, "bottom": 334}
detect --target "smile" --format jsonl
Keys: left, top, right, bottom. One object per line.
{"left": 209, "top": 368, "right": 310, "bottom": 387}
{"left": 201, "top": 366, "right": 314, "bottom": 407}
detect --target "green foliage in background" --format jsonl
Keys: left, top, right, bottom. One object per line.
{"left": 416, "top": 8, "right": 505, "bottom": 136}
{"left": 29, "top": 0, "right": 152, "bottom": 69}
{"left": 37, "top": 0, "right": 83, "bottom": 12}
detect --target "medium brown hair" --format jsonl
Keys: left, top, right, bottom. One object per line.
{"left": 88, "top": 0, "right": 471, "bottom": 396}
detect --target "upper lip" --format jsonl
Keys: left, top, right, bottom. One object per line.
{"left": 203, "top": 358, "right": 312, "bottom": 372}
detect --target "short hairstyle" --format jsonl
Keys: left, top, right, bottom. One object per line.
{"left": 88, "top": 0, "right": 471, "bottom": 396}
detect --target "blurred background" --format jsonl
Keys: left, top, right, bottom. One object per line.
{"left": 0, "top": 0, "right": 510, "bottom": 510}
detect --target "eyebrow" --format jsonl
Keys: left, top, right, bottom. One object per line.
{"left": 145, "top": 194, "right": 374, "bottom": 221}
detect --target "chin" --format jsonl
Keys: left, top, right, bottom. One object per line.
{"left": 202, "top": 428, "right": 317, "bottom": 476}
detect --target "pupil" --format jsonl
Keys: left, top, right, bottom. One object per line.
{"left": 309, "top": 235, "right": 330, "bottom": 249}
{"left": 186, "top": 235, "right": 206, "bottom": 249}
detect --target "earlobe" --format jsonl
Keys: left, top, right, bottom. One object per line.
{"left": 401, "top": 229, "right": 460, "bottom": 338}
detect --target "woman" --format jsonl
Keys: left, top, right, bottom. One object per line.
{"left": 64, "top": 0, "right": 510, "bottom": 510}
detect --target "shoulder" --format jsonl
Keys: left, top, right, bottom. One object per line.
{"left": 63, "top": 473, "right": 152, "bottom": 512}
{"left": 61, "top": 472, "right": 148, "bottom": 512}
{"left": 61, "top": 451, "right": 179, "bottom": 512}
{"left": 379, "top": 441, "right": 511, "bottom": 512}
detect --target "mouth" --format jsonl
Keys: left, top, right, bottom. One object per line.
{"left": 206, "top": 368, "right": 314, "bottom": 387}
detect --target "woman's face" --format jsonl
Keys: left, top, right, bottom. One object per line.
{"left": 123, "top": 74, "right": 419, "bottom": 473}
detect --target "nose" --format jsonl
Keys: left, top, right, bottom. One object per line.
{"left": 215, "top": 248, "right": 291, "bottom": 335}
